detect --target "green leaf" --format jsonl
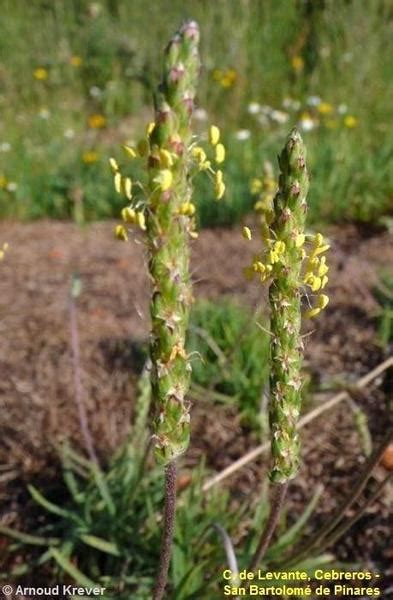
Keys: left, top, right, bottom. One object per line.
{"left": 50, "top": 548, "right": 97, "bottom": 587}
{"left": 0, "top": 524, "right": 60, "bottom": 547}
{"left": 28, "top": 485, "right": 82, "bottom": 524}
{"left": 91, "top": 465, "right": 116, "bottom": 517}
{"left": 268, "top": 484, "right": 323, "bottom": 554}
{"left": 80, "top": 534, "right": 120, "bottom": 556}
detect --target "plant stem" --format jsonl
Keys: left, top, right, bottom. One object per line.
{"left": 69, "top": 277, "right": 99, "bottom": 467}
{"left": 153, "top": 460, "right": 177, "bottom": 600}
{"left": 249, "top": 482, "right": 289, "bottom": 572}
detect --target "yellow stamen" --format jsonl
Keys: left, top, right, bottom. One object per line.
{"left": 209, "top": 125, "right": 220, "bottom": 146}
{"left": 123, "top": 145, "right": 137, "bottom": 159}
{"left": 154, "top": 169, "right": 173, "bottom": 192}
{"left": 114, "top": 173, "right": 122, "bottom": 194}
{"left": 121, "top": 207, "right": 136, "bottom": 223}
{"left": 146, "top": 122, "right": 155, "bottom": 136}
{"left": 115, "top": 225, "right": 128, "bottom": 241}
{"left": 136, "top": 211, "right": 146, "bottom": 230}
{"left": 159, "top": 149, "right": 174, "bottom": 168}
{"left": 109, "top": 157, "right": 119, "bottom": 173}
{"left": 124, "top": 177, "right": 132, "bottom": 200}
{"left": 242, "top": 226, "right": 252, "bottom": 241}
{"left": 215, "top": 143, "right": 225, "bottom": 164}
{"left": 295, "top": 233, "right": 305, "bottom": 248}
{"left": 318, "top": 294, "right": 329, "bottom": 309}
{"left": 305, "top": 307, "right": 321, "bottom": 319}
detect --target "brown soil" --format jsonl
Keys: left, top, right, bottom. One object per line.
{"left": 0, "top": 221, "right": 392, "bottom": 591}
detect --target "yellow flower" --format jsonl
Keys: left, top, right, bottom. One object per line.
{"left": 215, "top": 143, "right": 225, "bottom": 164}
{"left": 212, "top": 68, "right": 237, "bottom": 88}
{"left": 242, "top": 226, "right": 252, "bottom": 241}
{"left": 318, "top": 102, "right": 333, "bottom": 115}
{"left": 291, "top": 55, "right": 304, "bottom": 73}
{"left": 318, "top": 294, "right": 329, "bottom": 309}
{"left": 124, "top": 177, "right": 132, "bottom": 200}
{"left": 154, "top": 169, "right": 173, "bottom": 191}
{"left": 209, "top": 125, "right": 220, "bottom": 146}
{"left": 123, "top": 145, "right": 137, "bottom": 158}
{"left": 295, "top": 233, "right": 305, "bottom": 248}
{"left": 121, "top": 207, "right": 136, "bottom": 223}
{"left": 215, "top": 180, "right": 225, "bottom": 201}
{"left": 344, "top": 115, "right": 358, "bottom": 128}
{"left": 136, "top": 211, "right": 146, "bottom": 230}
{"left": 0, "top": 175, "right": 8, "bottom": 189}
{"left": 215, "top": 169, "right": 223, "bottom": 184}
{"left": 33, "top": 67, "right": 48, "bottom": 81}
{"left": 109, "top": 157, "right": 119, "bottom": 172}
{"left": 114, "top": 225, "right": 128, "bottom": 241}
{"left": 82, "top": 151, "right": 99, "bottom": 164}
{"left": 88, "top": 114, "right": 106, "bottom": 129}
{"left": 179, "top": 202, "right": 196, "bottom": 217}
{"left": 114, "top": 172, "right": 122, "bottom": 193}
{"left": 70, "top": 55, "right": 83, "bottom": 67}
{"left": 274, "top": 240, "right": 286, "bottom": 255}
{"left": 159, "top": 149, "right": 175, "bottom": 168}
{"left": 192, "top": 146, "right": 207, "bottom": 165}
{"left": 146, "top": 121, "right": 155, "bottom": 136}
{"left": 250, "top": 178, "right": 262, "bottom": 194}
{"left": 305, "top": 307, "right": 321, "bottom": 319}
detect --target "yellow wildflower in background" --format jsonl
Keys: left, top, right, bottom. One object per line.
{"left": 88, "top": 114, "right": 106, "bottom": 129}
{"left": 0, "top": 175, "right": 8, "bottom": 189}
{"left": 70, "top": 55, "right": 83, "bottom": 67}
{"left": 212, "top": 67, "right": 237, "bottom": 88}
{"left": 82, "top": 151, "right": 99, "bottom": 164}
{"left": 291, "top": 55, "right": 304, "bottom": 73}
{"left": 318, "top": 102, "right": 333, "bottom": 115}
{"left": 33, "top": 67, "right": 48, "bottom": 81}
{"left": 344, "top": 115, "right": 358, "bottom": 128}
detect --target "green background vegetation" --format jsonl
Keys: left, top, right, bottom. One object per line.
{"left": 0, "top": 0, "right": 392, "bottom": 225}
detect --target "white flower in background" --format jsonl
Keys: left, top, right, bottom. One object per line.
{"left": 247, "top": 102, "right": 261, "bottom": 115}
{"left": 260, "top": 105, "right": 273, "bottom": 115}
{"left": 6, "top": 182, "right": 18, "bottom": 192}
{"left": 307, "top": 95, "right": 321, "bottom": 107}
{"left": 282, "top": 97, "right": 301, "bottom": 111}
{"left": 337, "top": 103, "right": 348, "bottom": 115}
{"left": 0, "top": 142, "right": 11, "bottom": 153}
{"left": 270, "top": 110, "right": 289, "bottom": 124}
{"left": 89, "top": 86, "right": 103, "bottom": 98}
{"left": 298, "top": 115, "right": 317, "bottom": 132}
{"left": 193, "top": 108, "right": 208, "bottom": 121}
{"left": 64, "top": 128, "right": 75, "bottom": 139}
{"left": 234, "top": 129, "right": 251, "bottom": 141}
{"left": 38, "top": 108, "right": 50, "bottom": 120}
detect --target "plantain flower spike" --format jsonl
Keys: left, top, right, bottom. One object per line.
{"left": 246, "top": 127, "right": 330, "bottom": 484}
{"left": 147, "top": 21, "right": 200, "bottom": 464}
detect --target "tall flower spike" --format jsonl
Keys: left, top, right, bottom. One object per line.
{"left": 268, "top": 128, "right": 309, "bottom": 483}
{"left": 147, "top": 21, "right": 200, "bottom": 465}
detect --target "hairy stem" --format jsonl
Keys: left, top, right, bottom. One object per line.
{"left": 69, "top": 277, "right": 98, "bottom": 467}
{"left": 153, "top": 460, "right": 177, "bottom": 600}
{"left": 249, "top": 482, "right": 289, "bottom": 572}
